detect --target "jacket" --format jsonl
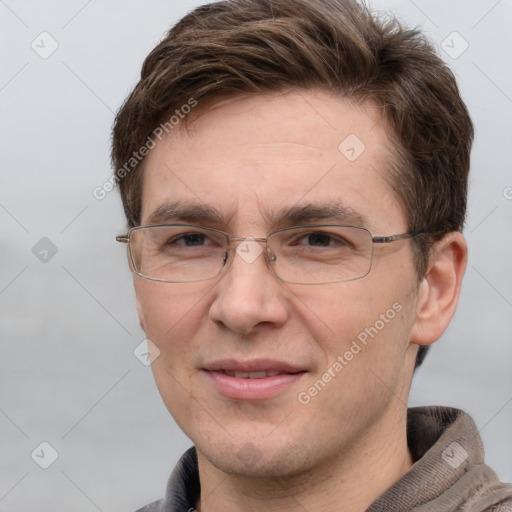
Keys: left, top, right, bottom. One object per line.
{"left": 136, "top": 406, "right": 512, "bottom": 511}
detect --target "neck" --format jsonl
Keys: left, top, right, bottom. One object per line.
{"left": 195, "top": 406, "right": 414, "bottom": 512}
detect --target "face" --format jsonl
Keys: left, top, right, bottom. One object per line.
{"left": 135, "top": 90, "right": 421, "bottom": 478}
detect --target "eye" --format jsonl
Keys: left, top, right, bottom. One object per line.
{"left": 299, "top": 232, "right": 336, "bottom": 247}
{"left": 169, "top": 232, "right": 212, "bottom": 247}
{"left": 293, "top": 231, "right": 351, "bottom": 248}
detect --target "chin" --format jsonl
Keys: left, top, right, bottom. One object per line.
{"left": 195, "top": 432, "right": 317, "bottom": 479}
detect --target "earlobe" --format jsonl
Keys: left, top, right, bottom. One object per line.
{"left": 136, "top": 298, "right": 146, "bottom": 333}
{"left": 410, "top": 232, "right": 468, "bottom": 347}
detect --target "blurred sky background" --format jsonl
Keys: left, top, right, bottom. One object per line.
{"left": 1, "top": 0, "right": 511, "bottom": 510}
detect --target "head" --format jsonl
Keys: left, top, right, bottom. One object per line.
{"left": 112, "top": 0, "right": 472, "bottom": 479}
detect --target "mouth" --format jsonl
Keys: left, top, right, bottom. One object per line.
{"left": 202, "top": 359, "right": 307, "bottom": 400}
{"left": 218, "top": 369, "right": 299, "bottom": 378}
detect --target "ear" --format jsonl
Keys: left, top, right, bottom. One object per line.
{"left": 410, "top": 232, "right": 467, "bottom": 347}
{"left": 136, "top": 297, "right": 147, "bottom": 333}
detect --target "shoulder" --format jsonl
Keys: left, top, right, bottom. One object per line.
{"left": 475, "top": 480, "right": 512, "bottom": 512}
{"left": 488, "top": 498, "right": 512, "bottom": 511}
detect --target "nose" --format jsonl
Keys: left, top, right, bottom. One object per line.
{"left": 208, "top": 239, "right": 289, "bottom": 335}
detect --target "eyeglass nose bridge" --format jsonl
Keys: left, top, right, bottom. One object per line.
{"left": 223, "top": 236, "right": 277, "bottom": 267}
{"left": 229, "top": 236, "right": 268, "bottom": 242}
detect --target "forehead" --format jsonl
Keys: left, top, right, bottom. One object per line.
{"left": 141, "top": 90, "right": 405, "bottom": 233}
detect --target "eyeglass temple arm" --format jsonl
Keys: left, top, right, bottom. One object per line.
{"left": 372, "top": 233, "right": 417, "bottom": 244}
{"left": 116, "top": 235, "right": 130, "bottom": 243}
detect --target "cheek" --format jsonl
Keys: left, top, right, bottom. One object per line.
{"left": 135, "top": 281, "right": 211, "bottom": 427}
{"left": 294, "top": 281, "right": 383, "bottom": 345}
{"left": 299, "top": 280, "right": 411, "bottom": 371}
{"left": 134, "top": 280, "right": 209, "bottom": 354}
{"left": 300, "top": 291, "right": 412, "bottom": 414}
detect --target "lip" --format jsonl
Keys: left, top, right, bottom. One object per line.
{"left": 204, "top": 358, "right": 305, "bottom": 373}
{"left": 202, "top": 359, "right": 307, "bottom": 401}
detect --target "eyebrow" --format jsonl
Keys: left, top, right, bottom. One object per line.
{"left": 146, "top": 200, "right": 368, "bottom": 229}
{"left": 147, "top": 201, "right": 232, "bottom": 226}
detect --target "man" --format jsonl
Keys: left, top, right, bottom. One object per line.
{"left": 111, "top": 0, "right": 512, "bottom": 510}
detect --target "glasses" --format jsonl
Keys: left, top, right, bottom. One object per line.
{"left": 116, "top": 224, "right": 418, "bottom": 285}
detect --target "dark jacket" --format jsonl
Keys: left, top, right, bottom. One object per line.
{"left": 136, "top": 406, "right": 512, "bottom": 511}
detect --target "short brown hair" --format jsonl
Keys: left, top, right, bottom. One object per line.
{"left": 111, "top": 0, "right": 473, "bottom": 369}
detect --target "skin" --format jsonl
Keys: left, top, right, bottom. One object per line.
{"left": 134, "top": 90, "right": 467, "bottom": 512}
